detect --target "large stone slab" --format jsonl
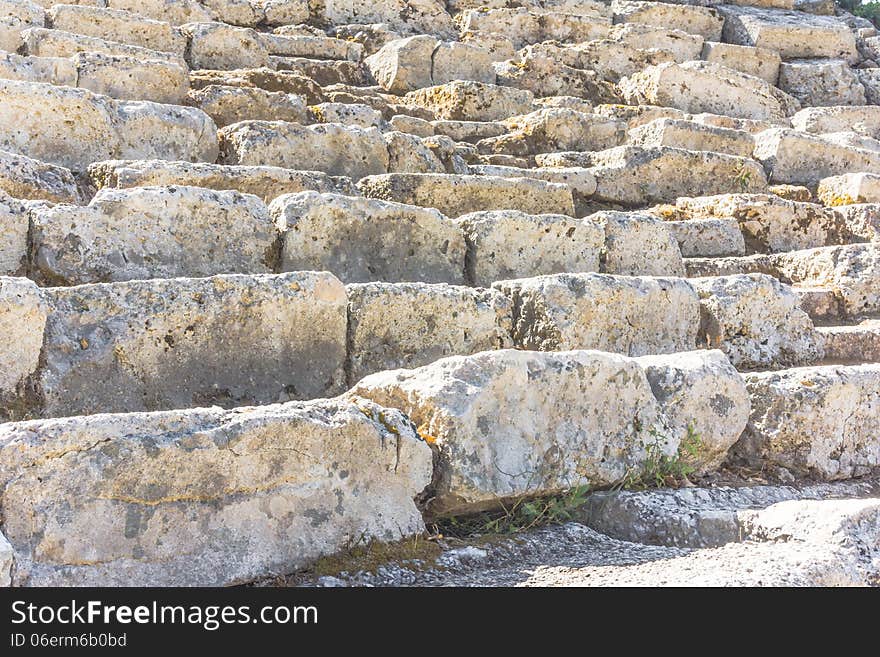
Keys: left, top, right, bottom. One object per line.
{"left": 791, "top": 106, "right": 880, "bottom": 140}
{"left": 47, "top": 4, "right": 186, "bottom": 56}
{"left": 772, "top": 244, "right": 880, "bottom": 316}
{"left": 0, "top": 149, "right": 78, "bottom": 204}
{"left": 777, "top": 59, "right": 866, "bottom": 108}
{"left": 181, "top": 20, "right": 269, "bottom": 69}
{"left": 89, "top": 159, "right": 349, "bottom": 202}
{"left": 456, "top": 210, "right": 603, "bottom": 287}
{"left": 20, "top": 25, "right": 186, "bottom": 65}
{"left": 0, "top": 277, "right": 47, "bottom": 420}
{"left": 346, "top": 282, "right": 512, "bottom": 384}
{"left": 494, "top": 272, "right": 699, "bottom": 356}
{"left": 669, "top": 193, "right": 847, "bottom": 253}
{"left": 271, "top": 192, "right": 465, "bottom": 284}
{"left": 612, "top": 0, "right": 723, "bottom": 40}
{"left": 37, "top": 272, "right": 348, "bottom": 417}
{"left": 735, "top": 364, "right": 880, "bottom": 479}
{"left": 0, "top": 192, "right": 27, "bottom": 276}
{"left": 574, "top": 145, "right": 768, "bottom": 206}
{"left": 700, "top": 41, "right": 781, "bottom": 84}
{"left": 634, "top": 350, "right": 750, "bottom": 473}
{"left": 719, "top": 5, "right": 858, "bottom": 63}
{"left": 74, "top": 51, "right": 190, "bottom": 105}
{"left": 627, "top": 117, "right": 755, "bottom": 158}
{"left": 620, "top": 61, "right": 798, "bottom": 122}
{"left": 357, "top": 173, "right": 575, "bottom": 217}
{"left": 0, "top": 398, "right": 433, "bottom": 586}
{"left": 30, "top": 186, "right": 277, "bottom": 285}
{"left": 186, "top": 84, "right": 308, "bottom": 127}
{"left": 691, "top": 273, "right": 823, "bottom": 369}
{"left": 350, "top": 349, "right": 675, "bottom": 515}
{"left": 404, "top": 81, "right": 535, "bottom": 122}
{"left": 818, "top": 173, "right": 880, "bottom": 206}
{"left": 754, "top": 128, "right": 880, "bottom": 186}
{"left": 219, "top": 121, "right": 389, "bottom": 179}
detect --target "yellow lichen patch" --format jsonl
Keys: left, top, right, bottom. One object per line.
{"left": 417, "top": 423, "right": 437, "bottom": 445}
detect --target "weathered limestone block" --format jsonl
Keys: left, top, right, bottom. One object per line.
{"left": 719, "top": 5, "right": 858, "bottom": 63}
{"left": 818, "top": 173, "right": 880, "bottom": 206}
{"left": 456, "top": 210, "right": 603, "bottom": 287}
{"left": 791, "top": 106, "right": 880, "bottom": 140}
{"left": 858, "top": 68, "right": 880, "bottom": 105}
{"left": 773, "top": 244, "right": 880, "bottom": 316}
{"left": 404, "top": 81, "right": 535, "bottom": 122}
{"left": 754, "top": 128, "right": 880, "bottom": 185}
{"left": 39, "top": 272, "right": 347, "bottom": 416}
{"left": 260, "top": 0, "right": 310, "bottom": 26}
{"left": 612, "top": 0, "right": 724, "bottom": 41}
{"left": 0, "top": 192, "right": 27, "bottom": 276}
{"left": 627, "top": 118, "right": 754, "bottom": 158}
{"left": 700, "top": 41, "right": 781, "bottom": 84}
{"left": 187, "top": 84, "right": 308, "bottom": 126}
{"left": 828, "top": 204, "right": 880, "bottom": 242}
{"left": 0, "top": 277, "right": 47, "bottom": 418}
{"left": 182, "top": 21, "right": 269, "bottom": 70}
{"left": 346, "top": 282, "right": 512, "bottom": 383}
{"left": 0, "top": 149, "right": 78, "bottom": 204}
{"left": 47, "top": 4, "right": 186, "bottom": 56}
{"left": 189, "top": 67, "right": 324, "bottom": 104}
{"left": 494, "top": 273, "right": 699, "bottom": 355}
{"left": 691, "top": 273, "right": 823, "bottom": 368}
{"left": 311, "top": 102, "right": 383, "bottom": 129}
{"left": 478, "top": 108, "right": 624, "bottom": 157}
{"left": 0, "top": 398, "right": 432, "bottom": 586}
{"left": 777, "top": 59, "right": 866, "bottom": 107}
{"left": 365, "top": 35, "right": 437, "bottom": 94}
{"left": 30, "top": 186, "right": 277, "bottom": 285}
{"left": 665, "top": 218, "right": 747, "bottom": 259}
{"left": 199, "top": 0, "right": 260, "bottom": 26}
{"left": 0, "top": 0, "right": 44, "bottom": 52}
{"left": 635, "top": 350, "right": 751, "bottom": 473}
{"left": 578, "top": 145, "right": 767, "bottom": 206}
{"left": 74, "top": 52, "right": 189, "bottom": 104}
{"left": 460, "top": 7, "right": 610, "bottom": 49}
{"left": 592, "top": 211, "right": 685, "bottom": 277}
{"left": 20, "top": 26, "right": 185, "bottom": 65}
{"left": 0, "top": 78, "right": 119, "bottom": 171}
{"left": 432, "top": 41, "right": 495, "bottom": 87}
{"left": 319, "top": 0, "right": 456, "bottom": 38}
{"left": 219, "top": 121, "right": 389, "bottom": 179}
{"left": 358, "top": 173, "right": 574, "bottom": 217}
{"left": 529, "top": 38, "right": 674, "bottom": 82}
{"left": 89, "top": 159, "right": 349, "bottom": 202}
{"left": 0, "top": 51, "right": 77, "bottom": 87}
{"left": 106, "top": 0, "right": 216, "bottom": 25}
{"left": 608, "top": 22, "right": 704, "bottom": 63}
{"left": 383, "top": 131, "right": 445, "bottom": 174}
{"left": 671, "top": 193, "right": 847, "bottom": 254}
{"left": 494, "top": 51, "right": 621, "bottom": 103}
{"left": 736, "top": 365, "right": 880, "bottom": 479}
{"left": 262, "top": 32, "right": 361, "bottom": 61}
{"left": 620, "top": 61, "right": 799, "bottom": 122}
{"left": 0, "top": 529, "right": 10, "bottom": 587}
{"left": 593, "top": 102, "right": 690, "bottom": 129}
{"left": 270, "top": 55, "right": 369, "bottom": 87}
{"left": 272, "top": 192, "right": 465, "bottom": 284}
{"left": 113, "top": 100, "right": 219, "bottom": 163}
{"left": 350, "top": 348, "right": 675, "bottom": 515}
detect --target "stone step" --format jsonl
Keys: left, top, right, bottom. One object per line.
{"left": 0, "top": 149, "right": 79, "bottom": 204}
{"left": 20, "top": 26, "right": 186, "bottom": 67}
{"left": 778, "top": 61, "right": 867, "bottom": 108}
{"left": 0, "top": 396, "right": 432, "bottom": 585}
{"left": 46, "top": 3, "right": 187, "bottom": 57}
{"left": 537, "top": 145, "right": 767, "bottom": 207}
{"left": 580, "top": 479, "right": 880, "bottom": 548}
{"left": 686, "top": 244, "right": 880, "bottom": 317}
{"left": 611, "top": 0, "right": 724, "bottom": 41}
{"left": 88, "top": 159, "right": 353, "bottom": 203}
{"left": 651, "top": 192, "right": 859, "bottom": 254}
{"left": 627, "top": 117, "right": 755, "bottom": 158}
{"left": 458, "top": 7, "right": 611, "bottom": 50}
{"left": 351, "top": 347, "right": 749, "bottom": 515}
{"left": 817, "top": 319, "right": 880, "bottom": 362}
{"left": 0, "top": 50, "right": 189, "bottom": 104}
{"left": 620, "top": 61, "right": 798, "bottom": 122}
{"left": 818, "top": 172, "right": 880, "bottom": 206}
{"left": 0, "top": 79, "right": 217, "bottom": 172}
{"left": 734, "top": 363, "right": 880, "bottom": 479}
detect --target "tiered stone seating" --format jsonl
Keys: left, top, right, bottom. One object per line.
{"left": 1, "top": 0, "right": 880, "bottom": 587}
